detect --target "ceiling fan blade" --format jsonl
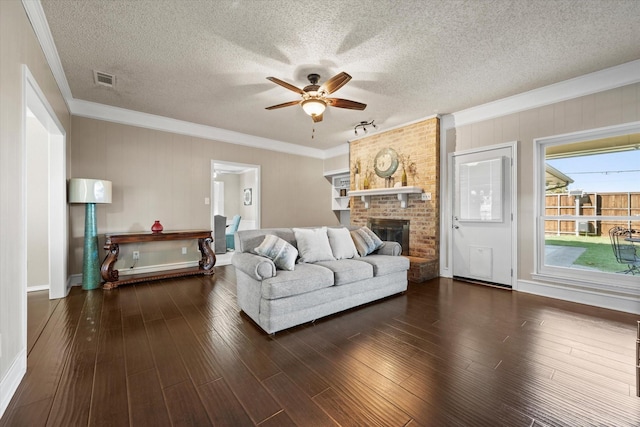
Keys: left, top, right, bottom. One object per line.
{"left": 312, "top": 113, "right": 323, "bottom": 123}
{"left": 266, "top": 77, "right": 304, "bottom": 94}
{"left": 327, "top": 98, "right": 367, "bottom": 110}
{"left": 320, "top": 72, "right": 352, "bottom": 94}
{"left": 265, "top": 100, "right": 301, "bottom": 110}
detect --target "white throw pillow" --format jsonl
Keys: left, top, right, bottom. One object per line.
{"left": 292, "top": 227, "right": 336, "bottom": 263}
{"left": 254, "top": 234, "right": 298, "bottom": 271}
{"left": 350, "top": 226, "right": 383, "bottom": 256}
{"left": 327, "top": 227, "right": 359, "bottom": 260}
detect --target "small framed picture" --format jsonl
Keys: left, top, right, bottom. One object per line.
{"left": 243, "top": 188, "right": 252, "bottom": 205}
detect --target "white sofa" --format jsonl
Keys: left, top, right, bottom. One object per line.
{"left": 231, "top": 227, "right": 409, "bottom": 334}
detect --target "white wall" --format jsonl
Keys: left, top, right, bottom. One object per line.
{"left": 26, "top": 115, "right": 50, "bottom": 289}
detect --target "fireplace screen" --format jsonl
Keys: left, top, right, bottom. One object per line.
{"left": 367, "top": 218, "right": 410, "bottom": 256}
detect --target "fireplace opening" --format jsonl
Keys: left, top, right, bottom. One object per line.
{"left": 367, "top": 218, "right": 409, "bottom": 256}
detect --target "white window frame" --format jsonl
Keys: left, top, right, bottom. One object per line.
{"left": 533, "top": 121, "right": 640, "bottom": 296}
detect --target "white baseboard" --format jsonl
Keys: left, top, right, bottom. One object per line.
{"left": 26, "top": 285, "right": 49, "bottom": 293}
{"left": 0, "top": 349, "right": 26, "bottom": 419}
{"left": 518, "top": 279, "right": 640, "bottom": 315}
{"left": 69, "top": 261, "right": 200, "bottom": 286}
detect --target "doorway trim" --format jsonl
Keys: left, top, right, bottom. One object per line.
{"left": 23, "top": 64, "right": 68, "bottom": 301}
{"left": 210, "top": 160, "right": 261, "bottom": 231}
{"left": 446, "top": 141, "right": 518, "bottom": 288}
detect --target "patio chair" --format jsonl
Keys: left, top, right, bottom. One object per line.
{"left": 609, "top": 226, "right": 640, "bottom": 275}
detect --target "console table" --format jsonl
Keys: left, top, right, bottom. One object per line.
{"left": 100, "top": 230, "right": 215, "bottom": 289}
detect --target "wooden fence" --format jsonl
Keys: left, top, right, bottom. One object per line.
{"left": 545, "top": 192, "right": 640, "bottom": 236}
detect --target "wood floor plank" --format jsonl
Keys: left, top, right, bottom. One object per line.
{"left": 5, "top": 268, "right": 640, "bottom": 427}
{"left": 89, "top": 358, "right": 129, "bottom": 427}
{"left": 198, "top": 330, "right": 283, "bottom": 424}
{"left": 165, "top": 316, "right": 222, "bottom": 385}
{"left": 122, "top": 313, "right": 155, "bottom": 376}
{"left": 163, "top": 380, "right": 212, "bottom": 426}
{"left": 262, "top": 372, "right": 338, "bottom": 426}
{"left": 127, "top": 368, "right": 171, "bottom": 426}
{"left": 46, "top": 290, "right": 103, "bottom": 426}
{"left": 26, "top": 291, "right": 59, "bottom": 356}
{"left": 144, "top": 318, "right": 190, "bottom": 389}
{"left": 197, "top": 378, "right": 254, "bottom": 426}
{"left": 8, "top": 291, "right": 86, "bottom": 411}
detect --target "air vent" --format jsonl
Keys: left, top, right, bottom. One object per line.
{"left": 93, "top": 70, "right": 115, "bottom": 87}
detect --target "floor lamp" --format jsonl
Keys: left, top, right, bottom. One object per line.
{"left": 68, "top": 178, "right": 112, "bottom": 290}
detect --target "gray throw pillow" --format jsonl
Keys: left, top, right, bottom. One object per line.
{"left": 350, "top": 226, "right": 383, "bottom": 256}
{"left": 254, "top": 234, "right": 298, "bottom": 271}
{"left": 327, "top": 227, "right": 359, "bottom": 259}
{"left": 292, "top": 227, "right": 336, "bottom": 263}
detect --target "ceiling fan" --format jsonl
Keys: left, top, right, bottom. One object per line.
{"left": 265, "top": 72, "right": 366, "bottom": 122}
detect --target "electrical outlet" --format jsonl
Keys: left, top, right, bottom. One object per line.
{"left": 421, "top": 192, "right": 432, "bottom": 201}
{"left": 133, "top": 251, "right": 140, "bottom": 260}
{"left": 182, "top": 247, "right": 187, "bottom": 255}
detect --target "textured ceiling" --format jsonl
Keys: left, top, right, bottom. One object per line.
{"left": 40, "top": 0, "right": 640, "bottom": 151}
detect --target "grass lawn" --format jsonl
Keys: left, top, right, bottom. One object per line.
{"left": 545, "top": 235, "right": 622, "bottom": 273}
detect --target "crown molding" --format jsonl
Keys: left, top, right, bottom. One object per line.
{"left": 69, "top": 99, "right": 326, "bottom": 159}
{"left": 22, "top": 0, "right": 72, "bottom": 101}
{"left": 445, "top": 59, "right": 640, "bottom": 129}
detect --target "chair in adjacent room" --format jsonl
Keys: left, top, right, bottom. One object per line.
{"left": 226, "top": 214, "right": 241, "bottom": 251}
{"left": 213, "top": 215, "right": 227, "bottom": 254}
{"left": 609, "top": 226, "right": 640, "bottom": 275}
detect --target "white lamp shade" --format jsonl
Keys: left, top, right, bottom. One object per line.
{"left": 68, "top": 178, "right": 112, "bottom": 204}
{"left": 301, "top": 99, "right": 326, "bottom": 116}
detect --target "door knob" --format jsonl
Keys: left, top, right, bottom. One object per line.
{"left": 453, "top": 225, "right": 459, "bottom": 229}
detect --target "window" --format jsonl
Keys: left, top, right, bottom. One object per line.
{"left": 535, "top": 122, "right": 640, "bottom": 294}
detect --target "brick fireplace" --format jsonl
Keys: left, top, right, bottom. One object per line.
{"left": 350, "top": 117, "right": 439, "bottom": 281}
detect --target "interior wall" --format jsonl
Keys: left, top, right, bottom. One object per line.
{"left": 450, "top": 82, "right": 640, "bottom": 281}
{"left": 323, "top": 153, "right": 349, "bottom": 173}
{"left": 0, "top": 0, "right": 71, "bottom": 415}
{"left": 69, "top": 116, "right": 338, "bottom": 274}
{"left": 239, "top": 169, "right": 256, "bottom": 224}
{"left": 26, "top": 115, "right": 50, "bottom": 289}
{"left": 216, "top": 173, "right": 240, "bottom": 218}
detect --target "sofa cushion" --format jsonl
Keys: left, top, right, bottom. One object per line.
{"left": 327, "top": 227, "right": 359, "bottom": 260}
{"left": 350, "top": 226, "right": 383, "bottom": 256}
{"left": 261, "top": 263, "right": 334, "bottom": 300}
{"left": 293, "top": 227, "right": 336, "bottom": 263}
{"left": 314, "top": 259, "right": 374, "bottom": 286}
{"left": 254, "top": 234, "right": 298, "bottom": 271}
{"left": 354, "top": 254, "right": 410, "bottom": 277}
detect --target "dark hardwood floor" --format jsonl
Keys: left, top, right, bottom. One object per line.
{"left": 2, "top": 265, "right": 639, "bottom": 426}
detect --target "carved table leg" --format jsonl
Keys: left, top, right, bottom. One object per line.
{"left": 198, "top": 237, "right": 216, "bottom": 274}
{"left": 101, "top": 243, "right": 120, "bottom": 289}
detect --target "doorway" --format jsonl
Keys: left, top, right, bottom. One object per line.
{"left": 23, "top": 65, "right": 67, "bottom": 300}
{"left": 210, "top": 160, "right": 260, "bottom": 265}
{"left": 450, "top": 142, "right": 517, "bottom": 288}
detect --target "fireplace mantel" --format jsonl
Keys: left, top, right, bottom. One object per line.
{"left": 348, "top": 186, "right": 423, "bottom": 208}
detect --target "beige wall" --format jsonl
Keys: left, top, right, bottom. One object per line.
{"left": 0, "top": 0, "right": 71, "bottom": 407}
{"left": 69, "top": 116, "right": 339, "bottom": 273}
{"left": 239, "top": 169, "right": 257, "bottom": 222}
{"left": 323, "top": 153, "right": 349, "bottom": 173}
{"left": 26, "top": 116, "right": 50, "bottom": 289}
{"left": 450, "top": 82, "right": 640, "bottom": 280}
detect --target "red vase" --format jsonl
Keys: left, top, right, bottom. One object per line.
{"left": 151, "top": 220, "right": 163, "bottom": 233}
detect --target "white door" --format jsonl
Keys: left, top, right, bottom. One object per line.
{"left": 452, "top": 145, "right": 515, "bottom": 287}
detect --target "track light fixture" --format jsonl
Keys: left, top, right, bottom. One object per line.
{"left": 354, "top": 120, "right": 377, "bottom": 136}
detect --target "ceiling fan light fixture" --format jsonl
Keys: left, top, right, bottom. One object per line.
{"left": 301, "top": 99, "right": 326, "bottom": 117}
